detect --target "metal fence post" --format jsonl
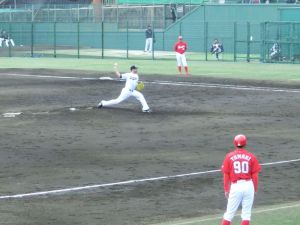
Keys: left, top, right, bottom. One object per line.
{"left": 246, "top": 22, "right": 250, "bottom": 62}
{"left": 260, "top": 22, "right": 265, "bottom": 62}
{"left": 77, "top": 22, "right": 80, "bottom": 58}
{"left": 126, "top": 21, "right": 129, "bottom": 59}
{"left": 54, "top": 4, "right": 57, "bottom": 22}
{"left": 162, "top": 32, "right": 165, "bottom": 51}
{"left": 54, "top": 22, "right": 56, "bottom": 58}
{"left": 77, "top": 4, "right": 80, "bottom": 22}
{"left": 101, "top": 21, "right": 104, "bottom": 59}
{"left": 233, "top": 22, "right": 237, "bottom": 62}
{"left": 8, "top": 22, "right": 12, "bottom": 57}
{"left": 289, "top": 23, "right": 293, "bottom": 62}
{"left": 204, "top": 22, "right": 208, "bottom": 61}
{"left": 9, "top": 5, "right": 12, "bottom": 22}
{"left": 31, "top": 22, "right": 34, "bottom": 57}
{"left": 152, "top": 20, "right": 154, "bottom": 60}
{"left": 31, "top": 5, "right": 34, "bottom": 22}
{"left": 179, "top": 22, "right": 182, "bottom": 35}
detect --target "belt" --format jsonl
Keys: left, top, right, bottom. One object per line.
{"left": 232, "top": 179, "right": 252, "bottom": 184}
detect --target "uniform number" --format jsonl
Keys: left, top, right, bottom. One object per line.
{"left": 233, "top": 161, "right": 249, "bottom": 174}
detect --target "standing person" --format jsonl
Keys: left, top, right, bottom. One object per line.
{"left": 221, "top": 134, "right": 261, "bottom": 225}
{"left": 170, "top": 4, "right": 177, "bottom": 23}
{"left": 174, "top": 35, "right": 189, "bottom": 75}
{"left": 144, "top": 25, "right": 154, "bottom": 53}
{"left": 98, "top": 64, "right": 151, "bottom": 113}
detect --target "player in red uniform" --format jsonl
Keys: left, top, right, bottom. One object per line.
{"left": 221, "top": 134, "right": 261, "bottom": 225}
{"left": 174, "top": 36, "right": 189, "bottom": 75}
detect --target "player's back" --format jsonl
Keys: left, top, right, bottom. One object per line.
{"left": 222, "top": 148, "right": 260, "bottom": 182}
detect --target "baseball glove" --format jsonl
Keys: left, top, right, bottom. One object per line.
{"left": 136, "top": 81, "right": 145, "bottom": 91}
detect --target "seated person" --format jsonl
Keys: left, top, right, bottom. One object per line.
{"left": 210, "top": 39, "right": 224, "bottom": 60}
{"left": 1, "top": 30, "right": 15, "bottom": 47}
{"left": 0, "top": 29, "right": 4, "bottom": 47}
{"left": 270, "top": 42, "right": 280, "bottom": 60}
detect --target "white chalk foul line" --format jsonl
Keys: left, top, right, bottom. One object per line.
{"left": 1, "top": 73, "right": 300, "bottom": 93}
{"left": 0, "top": 158, "right": 299, "bottom": 200}
{"left": 163, "top": 203, "right": 300, "bottom": 225}
{"left": 147, "top": 80, "right": 300, "bottom": 93}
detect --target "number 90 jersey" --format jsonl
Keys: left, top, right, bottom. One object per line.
{"left": 221, "top": 148, "right": 261, "bottom": 183}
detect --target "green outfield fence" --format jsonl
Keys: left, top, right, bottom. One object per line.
{"left": 0, "top": 20, "right": 299, "bottom": 63}
{"left": 0, "top": 4, "right": 299, "bottom": 63}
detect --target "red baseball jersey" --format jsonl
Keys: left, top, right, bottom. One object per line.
{"left": 174, "top": 41, "right": 187, "bottom": 54}
{"left": 221, "top": 148, "right": 261, "bottom": 183}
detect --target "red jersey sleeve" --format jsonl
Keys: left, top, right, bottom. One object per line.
{"left": 221, "top": 154, "right": 230, "bottom": 174}
{"left": 252, "top": 173, "right": 259, "bottom": 192}
{"left": 221, "top": 154, "right": 231, "bottom": 192}
{"left": 251, "top": 154, "right": 261, "bottom": 174}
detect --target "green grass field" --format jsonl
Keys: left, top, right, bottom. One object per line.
{"left": 0, "top": 57, "right": 300, "bottom": 82}
{"left": 154, "top": 202, "right": 300, "bottom": 225}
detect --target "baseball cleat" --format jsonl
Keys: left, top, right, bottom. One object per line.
{"left": 142, "top": 109, "right": 152, "bottom": 113}
{"left": 97, "top": 102, "right": 103, "bottom": 109}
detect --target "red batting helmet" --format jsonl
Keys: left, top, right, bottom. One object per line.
{"left": 233, "top": 134, "right": 247, "bottom": 147}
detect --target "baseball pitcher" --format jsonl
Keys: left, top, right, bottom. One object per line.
{"left": 174, "top": 35, "right": 189, "bottom": 76}
{"left": 221, "top": 134, "right": 261, "bottom": 225}
{"left": 98, "top": 64, "right": 151, "bottom": 113}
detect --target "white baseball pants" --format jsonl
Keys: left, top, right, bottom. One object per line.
{"left": 101, "top": 88, "right": 150, "bottom": 111}
{"left": 1, "top": 39, "right": 15, "bottom": 47}
{"left": 144, "top": 38, "right": 153, "bottom": 52}
{"left": 176, "top": 52, "right": 187, "bottom": 67}
{"left": 223, "top": 180, "right": 254, "bottom": 221}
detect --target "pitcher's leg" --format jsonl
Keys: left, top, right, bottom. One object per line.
{"left": 100, "top": 89, "right": 130, "bottom": 107}
{"left": 10, "top": 39, "right": 15, "bottom": 47}
{"left": 132, "top": 90, "right": 150, "bottom": 111}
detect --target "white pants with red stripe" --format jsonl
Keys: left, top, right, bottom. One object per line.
{"left": 101, "top": 88, "right": 150, "bottom": 111}
{"left": 176, "top": 52, "right": 187, "bottom": 67}
{"left": 223, "top": 180, "right": 255, "bottom": 222}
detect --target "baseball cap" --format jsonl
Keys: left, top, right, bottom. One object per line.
{"left": 178, "top": 35, "right": 183, "bottom": 40}
{"left": 130, "top": 65, "right": 138, "bottom": 70}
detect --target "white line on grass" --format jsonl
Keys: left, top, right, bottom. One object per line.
{"left": 0, "top": 158, "right": 299, "bottom": 200}
{"left": 162, "top": 203, "right": 300, "bottom": 225}
{"left": 1, "top": 73, "right": 300, "bottom": 93}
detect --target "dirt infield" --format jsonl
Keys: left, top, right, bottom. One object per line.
{"left": 0, "top": 69, "right": 299, "bottom": 225}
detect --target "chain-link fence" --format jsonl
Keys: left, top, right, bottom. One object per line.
{"left": 261, "top": 21, "right": 300, "bottom": 63}
{"left": 0, "top": 3, "right": 197, "bottom": 29}
{"left": 0, "top": 21, "right": 267, "bottom": 62}
{"left": 1, "top": 4, "right": 299, "bottom": 63}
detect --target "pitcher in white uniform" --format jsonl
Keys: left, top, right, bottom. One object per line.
{"left": 98, "top": 65, "right": 151, "bottom": 113}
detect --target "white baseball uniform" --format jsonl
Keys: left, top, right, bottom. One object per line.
{"left": 100, "top": 72, "right": 150, "bottom": 112}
